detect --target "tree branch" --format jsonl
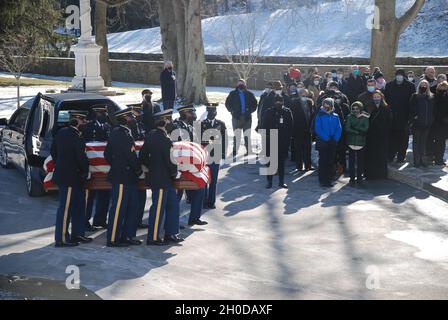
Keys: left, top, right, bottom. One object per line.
{"left": 397, "top": 0, "right": 425, "bottom": 34}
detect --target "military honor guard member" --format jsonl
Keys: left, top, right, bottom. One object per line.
{"left": 200, "top": 102, "right": 227, "bottom": 209}
{"left": 173, "top": 104, "right": 207, "bottom": 226}
{"left": 104, "top": 108, "right": 143, "bottom": 247}
{"left": 51, "top": 110, "right": 92, "bottom": 247}
{"left": 140, "top": 109, "right": 184, "bottom": 245}
{"left": 141, "top": 88, "right": 162, "bottom": 132}
{"left": 83, "top": 105, "right": 111, "bottom": 231}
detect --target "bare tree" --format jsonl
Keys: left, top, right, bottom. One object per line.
{"left": 370, "top": 0, "right": 426, "bottom": 79}
{"left": 95, "top": 0, "right": 131, "bottom": 87}
{"left": 0, "top": 30, "right": 40, "bottom": 109}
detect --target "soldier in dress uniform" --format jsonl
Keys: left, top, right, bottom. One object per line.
{"left": 173, "top": 105, "right": 207, "bottom": 226}
{"left": 140, "top": 109, "right": 184, "bottom": 245}
{"left": 51, "top": 110, "right": 92, "bottom": 247}
{"left": 104, "top": 108, "right": 143, "bottom": 247}
{"left": 128, "top": 104, "right": 149, "bottom": 229}
{"left": 141, "top": 89, "right": 162, "bottom": 132}
{"left": 200, "top": 102, "right": 227, "bottom": 209}
{"left": 83, "top": 105, "right": 111, "bottom": 231}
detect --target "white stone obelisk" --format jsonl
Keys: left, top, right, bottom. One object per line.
{"left": 69, "top": 0, "right": 105, "bottom": 92}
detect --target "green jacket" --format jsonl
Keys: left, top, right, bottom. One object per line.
{"left": 344, "top": 113, "right": 370, "bottom": 147}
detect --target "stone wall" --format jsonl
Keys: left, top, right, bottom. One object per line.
{"left": 18, "top": 57, "right": 448, "bottom": 90}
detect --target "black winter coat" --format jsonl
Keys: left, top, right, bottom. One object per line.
{"left": 160, "top": 69, "right": 176, "bottom": 100}
{"left": 142, "top": 99, "right": 162, "bottom": 132}
{"left": 409, "top": 94, "right": 434, "bottom": 129}
{"left": 225, "top": 88, "right": 258, "bottom": 120}
{"left": 139, "top": 128, "right": 178, "bottom": 189}
{"left": 290, "top": 98, "right": 314, "bottom": 141}
{"left": 434, "top": 91, "right": 448, "bottom": 129}
{"left": 50, "top": 126, "right": 89, "bottom": 187}
{"left": 261, "top": 106, "right": 294, "bottom": 157}
{"left": 344, "top": 74, "right": 365, "bottom": 104}
{"left": 104, "top": 125, "right": 142, "bottom": 185}
{"left": 384, "top": 79, "right": 416, "bottom": 130}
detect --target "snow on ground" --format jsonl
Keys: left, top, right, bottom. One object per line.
{"left": 106, "top": 0, "right": 448, "bottom": 58}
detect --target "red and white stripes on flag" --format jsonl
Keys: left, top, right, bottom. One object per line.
{"left": 43, "top": 140, "right": 210, "bottom": 190}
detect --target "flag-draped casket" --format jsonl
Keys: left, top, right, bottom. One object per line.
{"left": 43, "top": 141, "right": 210, "bottom": 190}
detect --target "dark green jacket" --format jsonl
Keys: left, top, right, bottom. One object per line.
{"left": 344, "top": 113, "right": 370, "bottom": 147}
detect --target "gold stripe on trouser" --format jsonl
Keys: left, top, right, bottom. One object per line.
{"left": 62, "top": 187, "right": 72, "bottom": 243}
{"left": 153, "top": 189, "right": 164, "bottom": 241}
{"left": 85, "top": 190, "right": 89, "bottom": 208}
{"left": 111, "top": 184, "right": 124, "bottom": 243}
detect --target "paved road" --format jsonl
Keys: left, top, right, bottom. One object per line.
{"left": 1, "top": 158, "right": 448, "bottom": 299}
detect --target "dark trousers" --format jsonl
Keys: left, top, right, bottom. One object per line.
{"left": 232, "top": 116, "right": 252, "bottom": 155}
{"left": 294, "top": 134, "right": 312, "bottom": 170}
{"left": 55, "top": 185, "right": 85, "bottom": 243}
{"left": 163, "top": 100, "right": 175, "bottom": 110}
{"left": 413, "top": 128, "right": 431, "bottom": 166}
{"left": 267, "top": 155, "right": 287, "bottom": 185}
{"left": 430, "top": 126, "right": 447, "bottom": 163}
{"left": 204, "top": 163, "right": 219, "bottom": 206}
{"left": 186, "top": 188, "right": 205, "bottom": 223}
{"left": 335, "top": 140, "right": 347, "bottom": 170}
{"left": 148, "top": 187, "right": 180, "bottom": 241}
{"left": 389, "top": 129, "right": 409, "bottom": 161}
{"left": 318, "top": 141, "right": 336, "bottom": 185}
{"left": 348, "top": 148, "right": 365, "bottom": 181}
{"left": 137, "top": 190, "right": 147, "bottom": 225}
{"left": 85, "top": 190, "right": 110, "bottom": 226}
{"left": 107, "top": 184, "right": 139, "bottom": 243}
{"left": 290, "top": 138, "right": 296, "bottom": 161}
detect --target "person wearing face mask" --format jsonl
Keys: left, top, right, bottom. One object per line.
{"left": 409, "top": 80, "right": 435, "bottom": 168}
{"left": 407, "top": 71, "right": 416, "bottom": 86}
{"left": 291, "top": 88, "right": 315, "bottom": 172}
{"left": 321, "top": 72, "right": 333, "bottom": 91}
{"left": 364, "top": 91, "right": 392, "bottom": 179}
{"left": 384, "top": 69, "right": 416, "bottom": 163}
{"left": 345, "top": 65, "right": 365, "bottom": 105}
{"left": 374, "top": 73, "right": 386, "bottom": 93}
{"left": 139, "top": 109, "right": 183, "bottom": 245}
{"left": 160, "top": 61, "right": 176, "bottom": 110}
{"left": 431, "top": 81, "right": 448, "bottom": 165}
{"left": 306, "top": 74, "right": 322, "bottom": 105}
{"left": 417, "top": 66, "right": 438, "bottom": 94}
{"left": 303, "top": 67, "right": 319, "bottom": 88}
{"left": 334, "top": 68, "right": 346, "bottom": 92}
{"left": 344, "top": 102, "right": 370, "bottom": 186}
{"left": 51, "top": 111, "right": 91, "bottom": 247}
{"left": 82, "top": 105, "right": 111, "bottom": 232}
{"left": 285, "top": 82, "right": 299, "bottom": 109}
{"left": 262, "top": 95, "right": 294, "bottom": 189}
{"left": 314, "top": 98, "right": 342, "bottom": 188}
{"left": 361, "top": 67, "right": 371, "bottom": 87}
{"left": 225, "top": 79, "right": 258, "bottom": 157}
{"left": 357, "top": 79, "right": 378, "bottom": 114}
{"left": 141, "top": 89, "right": 162, "bottom": 132}
{"left": 257, "top": 81, "right": 274, "bottom": 130}
{"left": 283, "top": 66, "right": 302, "bottom": 86}
{"left": 104, "top": 108, "right": 143, "bottom": 247}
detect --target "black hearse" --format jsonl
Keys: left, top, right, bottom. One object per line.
{"left": 0, "top": 92, "right": 121, "bottom": 196}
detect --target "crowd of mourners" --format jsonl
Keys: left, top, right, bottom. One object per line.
{"left": 230, "top": 65, "right": 448, "bottom": 188}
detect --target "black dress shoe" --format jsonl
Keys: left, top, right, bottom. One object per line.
{"left": 137, "top": 223, "right": 148, "bottom": 229}
{"left": 85, "top": 225, "right": 100, "bottom": 232}
{"left": 74, "top": 236, "right": 93, "bottom": 243}
{"left": 179, "top": 225, "right": 186, "bottom": 230}
{"left": 124, "top": 238, "right": 142, "bottom": 245}
{"left": 165, "top": 235, "right": 185, "bottom": 243}
{"left": 92, "top": 223, "right": 107, "bottom": 229}
{"left": 146, "top": 239, "right": 167, "bottom": 246}
{"left": 107, "top": 241, "right": 129, "bottom": 247}
{"left": 55, "top": 241, "right": 79, "bottom": 247}
{"left": 266, "top": 182, "right": 272, "bottom": 189}
{"left": 278, "top": 183, "right": 288, "bottom": 189}
{"left": 188, "top": 219, "right": 208, "bottom": 226}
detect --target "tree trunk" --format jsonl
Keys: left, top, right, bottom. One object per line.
{"left": 95, "top": 0, "right": 112, "bottom": 86}
{"left": 183, "top": 0, "right": 208, "bottom": 104}
{"left": 370, "top": 0, "right": 425, "bottom": 80}
{"left": 157, "top": 0, "right": 178, "bottom": 69}
{"left": 173, "top": 0, "right": 187, "bottom": 98}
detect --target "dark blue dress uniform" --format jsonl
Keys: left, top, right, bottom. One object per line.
{"left": 172, "top": 105, "right": 206, "bottom": 226}
{"left": 82, "top": 113, "right": 111, "bottom": 229}
{"left": 104, "top": 109, "right": 143, "bottom": 246}
{"left": 140, "top": 111, "right": 181, "bottom": 244}
{"left": 50, "top": 112, "right": 90, "bottom": 246}
{"left": 200, "top": 103, "right": 227, "bottom": 209}
{"left": 262, "top": 96, "right": 294, "bottom": 188}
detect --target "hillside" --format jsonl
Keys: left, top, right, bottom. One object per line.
{"left": 106, "top": 0, "right": 448, "bottom": 58}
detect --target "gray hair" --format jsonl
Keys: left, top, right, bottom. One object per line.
{"left": 164, "top": 60, "right": 173, "bottom": 68}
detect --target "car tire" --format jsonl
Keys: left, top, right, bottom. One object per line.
{"left": 0, "top": 142, "right": 12, "bottom": 169}
{"left": 26, "top": 162, "right": 45, "bottom": 197}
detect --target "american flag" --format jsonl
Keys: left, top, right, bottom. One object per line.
{"left": 43, "top": 141, "right": 210, "bottom": 190}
